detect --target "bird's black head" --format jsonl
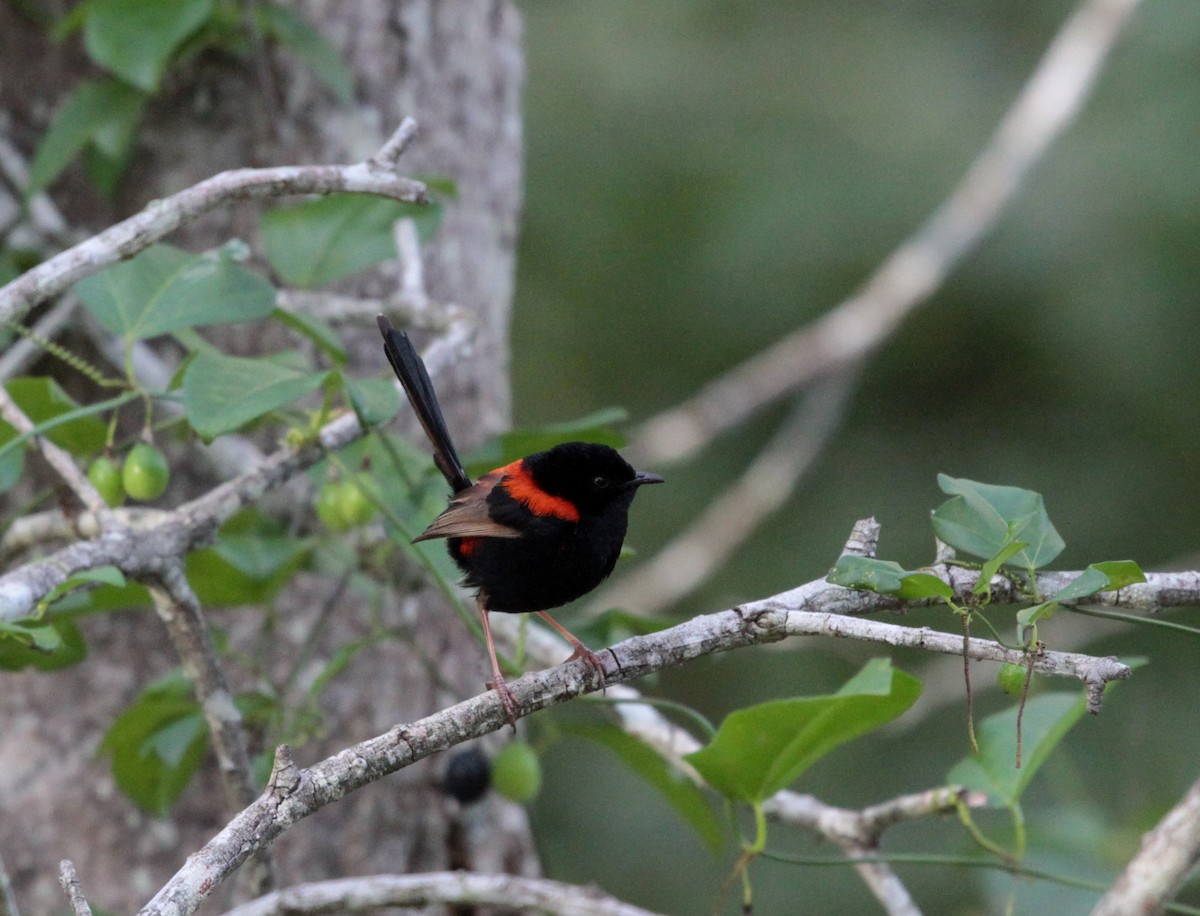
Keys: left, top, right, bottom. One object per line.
{"left": 525, "top": 442, "right": 664, "bottom": 516}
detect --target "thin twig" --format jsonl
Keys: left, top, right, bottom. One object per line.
{"left": 57, "top": 861, "right": 92, "bottom": 916}
{"left": 146, "top": 564, "right": 276, "bottom": 895}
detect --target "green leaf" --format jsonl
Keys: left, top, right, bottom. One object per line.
{"left": 1015, "top": 600, "right": 1060, "bottom": 643}
{"left": 76, "top": 244, "right": 276, "bottom": 340}
{"left": 99, "top": 674, "right": 208, "bottom": 815}
{"left": 46, "top": 580, "right": 153, "bottom": 616}
{"left": 1016, "top": 561, "right": 1147, "bottom": 643}
{"left": 343, "top": 376, "right": 401, "bottom": 427}
{"left": 1091, "top": 560, "right": 1147, "bottom": 591}
{"left": 258, "top": 3, "right": 354, "bottom": 102}
{"left": 83, "top": 142, "right": 133, "bottom": 200}
{"left": 1072, "top": 560, "right": 1146, "bottom": 596}
{"left": 262, "top": 194, "right": 439, "bottom": 287}
{"left": 564, "top": 721, "right": 727, "bottom": 854}
{"left": 932, "top": 475, "right": 1065, "bottom": 570}
{"left": 684, "top": 659, "right": 921, "bottom": 804}
{"left": 975, "top": 540, "right": 1029, "bottom": 596}
{"left": 0, "top": 620, "right": 59, "bottom": 651}
{"left": 186, "top": 529, "right": 310, "bottom": 606}
{"left": 0, "top": 431, "right": 24, "bottom": 492}
{"left": 0, "top": 377, "right": 108, "bottom": 460}
{"left": 826, "top": 555, "right": 953, "bottom": 601}
{"left": 84, "top": 0, "right": 215, "bottom": 91}
{"left": 37, "top": 566, "right": 127, "bottom": 613}
{"left": 946, "top": 693, "right": 1087, "bottom": 807}
{"left": 0, "top": 390, "right": 140, "bottom": 485}
{"left": 0, "top": 616, "right": 87, "bottom": 672}
{"left": 181, "top": 351, "right": 329, "bottom": 437}
{"left": 466, "top": 408, "right": 629, "bottom": 472}
{"left": 26, "top": 78, "right": 145, "bottom": 197}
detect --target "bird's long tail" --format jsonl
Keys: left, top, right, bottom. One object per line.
{"left": 377, "top": 315, "right": 472, "bottom": 492}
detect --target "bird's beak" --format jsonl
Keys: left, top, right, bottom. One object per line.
{"left": 632, "top": 471, "right": 665, "bottom": 487}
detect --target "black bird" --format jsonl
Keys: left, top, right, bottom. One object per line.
{"left": 377, "top": 316, "right": 663, "bottom": 722}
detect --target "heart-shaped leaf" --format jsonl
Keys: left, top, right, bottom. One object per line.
{"left": 932, "top": 475, "right": 1064, "bottom": 570}
{"left": 827, "top": 555, "right": 953, "bottom": 600}
{"left": 77, "top": 244, "right": 276, "bottom": 340}
{"left": 181, "top": 351, "right": 329, "bottom": 438}
{"left": 685, "top": 659, "right": 920, "bottom": 804}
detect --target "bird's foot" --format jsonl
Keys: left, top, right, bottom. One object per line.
{"left": 486, "top": 675, "right": 520, "bottom": 731}
{"left": 564, "top": 643, "right": 608, "bottom": 693}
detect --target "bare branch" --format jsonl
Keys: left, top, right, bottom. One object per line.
{"left": 0, "top": 120, "right": 428, "bottom": 327}
{"left": 145, "top": 565, "right": 275, "bottom": 894}
{"left": 1091, "top": 774, "right": 1200, "bottom": 916}
{"left": 220, "top": 872, "right": 662, "bottom": 916}
{"left": 632, "top": 0, "right": 1145, "bottom": 465}
{"left": 57, "top": 861, "right": 92, "bottom": 916}
{"left": 275, "top": 288, "right": 463, "bottom": 331}
{"left": 764, "top": 788, "right": 977, "bottom": 916}
{"left": 368, "top": 116, "right": 420, "bottom": 170}
{"left": 1, "top": 508, "right": 86, "bottom": 554}
{"left": 137, "top": 570, "right": 1130, "bottom": 914}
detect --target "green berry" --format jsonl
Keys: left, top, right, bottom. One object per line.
{"left": 316, "top": 482, "right": 353, "bottom": 532}
{"left": 491, "top": 741, "right": 541, "bottom": 804}
{"left": 998, "top": 662, "right": 1029, "bottom": 697}
{"left": 317, "top": 477, "right": 377, "bottom": 531}
{"left": 338, "top": 476, "right": 378, "bottom": 527}
{"left": 87, "top": 455, "right": 125, "bottom": 507}
{"left": 122, "top": 443, "right": 169, "bottom": 501}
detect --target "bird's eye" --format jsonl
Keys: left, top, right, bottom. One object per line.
{"left": 592, "top": 475, "right": 610, "bottom": 489}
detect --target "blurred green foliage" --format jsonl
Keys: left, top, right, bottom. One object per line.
{"left": 518, "top": 3, "right": 1200, "bottom": 912}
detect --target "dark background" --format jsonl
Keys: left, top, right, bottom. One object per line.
{"left": 512, "top": 3, "right": 1200, "bottom": 913}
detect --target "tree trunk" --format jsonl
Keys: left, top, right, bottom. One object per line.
{"left": 0, "top": 2, "right": 530, "bottom": 911}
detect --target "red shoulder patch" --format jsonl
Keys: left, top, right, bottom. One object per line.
{"left": 498, "top": 459, "right": 580, "bottom": 522}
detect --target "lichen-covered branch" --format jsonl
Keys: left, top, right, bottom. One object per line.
{"left": 0, "top": 119, "right": 426, "bottom": 326}
{"left": 220, "top": 872, "right": 662, "bottom": 916}
{"left": 1091, "top": 773, "right": 1200, "bottom": 916}
{"left": 137, "top": 569, "right": 1131, "bottom": 915}
{"left": 145, "top": 565, "right": 275, "bottom": 895}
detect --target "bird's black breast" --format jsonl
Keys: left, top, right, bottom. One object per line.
{"left": 450, "top": 509, "right": 629, "bottom": 613}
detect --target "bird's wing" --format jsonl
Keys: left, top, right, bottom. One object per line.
{"left": 413, "top": 472, "right": 522, "bottom": 542}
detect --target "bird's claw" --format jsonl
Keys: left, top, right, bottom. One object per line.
{"left": 487, "top": 676, "right": 520, "bottom": 731}
{"left": 564, "top": 644, "right": 608, "bottom": 693}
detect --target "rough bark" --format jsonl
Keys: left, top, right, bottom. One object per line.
{"left": 0, "top": 2, "right": 528, "bottom": 911}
